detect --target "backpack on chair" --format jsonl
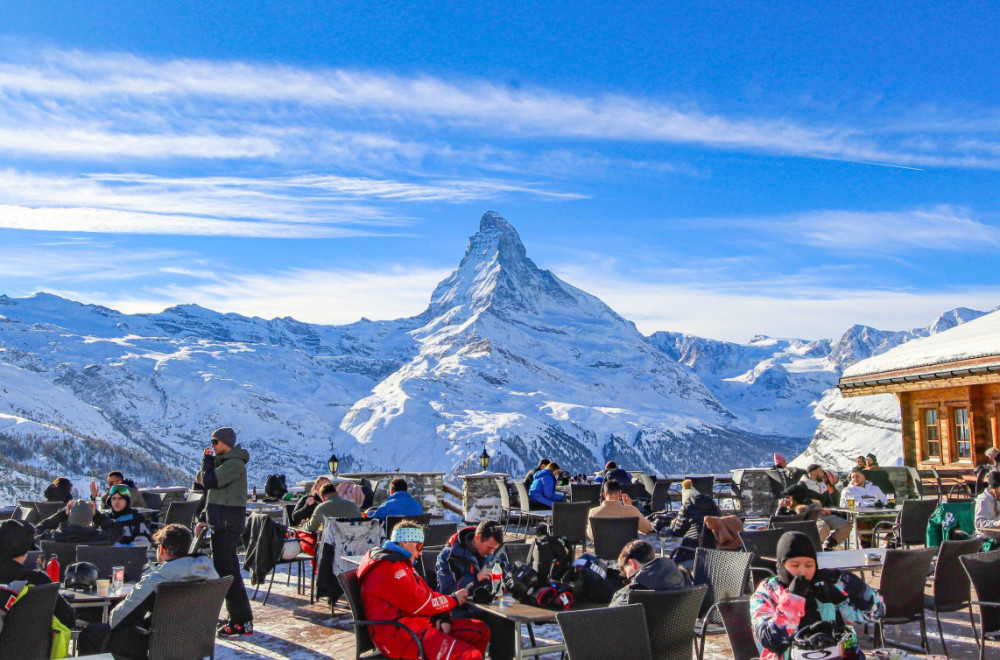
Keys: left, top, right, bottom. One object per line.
{"left": 264, "top": 474, "right": 288, "bottom": 501}
{"left": 527, "top": 522, "right": 572, "bottom": 582}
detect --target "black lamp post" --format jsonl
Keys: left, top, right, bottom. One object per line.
{"left": 479, "top": 447, "right": 490, "bottom": 471}
{"left": 328, "top": 454, "right": 339, "bottom": 476}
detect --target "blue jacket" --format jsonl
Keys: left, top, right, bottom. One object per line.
{"left": 372, "top": 490, "right": 424, "bottom": 522}
{"left": 529, "top": 469, "right": 564, "bottom": 507}
{"left": 436, "top": 527, "right": 509, "bottom": 594}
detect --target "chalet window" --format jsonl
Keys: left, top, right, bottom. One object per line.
{"left": 954, "top": 407, "right": 972, "bottom": 460}
{"left": 922, "top": 409, "right": 940, "bottom": 458}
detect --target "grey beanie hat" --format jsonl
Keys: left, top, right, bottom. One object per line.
{"left": 68, "top": 500, "right": 93, "bottom": 527}
{"left": 211, "top": 427, "right": 237, "bottom": 447}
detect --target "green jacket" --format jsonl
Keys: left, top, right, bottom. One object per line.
{"left": 926, "top": 500, "right": 975, "bottom": 547}
{"left": 201, "top": 445, "right": 250, "bottom": 509}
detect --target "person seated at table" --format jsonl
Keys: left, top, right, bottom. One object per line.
{"left": 77, "top": 523, "right": 219, "bottom": 658}
{"left": 304, "top": 482, "right": 363, "bottom": 532}
{"left": 358, "top": 522, "right": 490, "bottom": 660}
{"left": 89, "top": 471, "right": 147, "bottom": 509}
{"left": 665, "top": 479, "right": 721, "bottom": 563}
{"left": 795, "top": 467, "right": 851, "bottom": 550}
{"left": 437, "top": 520, "right": 514, "bottom": 660}
{"left": 594, "top": 460, "right": 631, "bottom": 486}
{"left": 290, "top": 475, "right": 330, "bottom": 526}
{"left": 528, "top": 461, "right": 565, "bottom": 510}
{"left": 855, "top": 456, "right": 867, "bottom": 470}
{"left": 610, "top": 539, "right": 689, "bottom": 607}
{"left": 751, "top": 531, "right": 884, "bottom": 660}
{"left": 372, "top": 477, "right": 425, "bottom": 523}
{"left": 839, "top": 468, "right": 887, "bottom": 507}
{"left": 974, "top": 470, "right": 1000, "bottom": 533}
{"left": 587, "top": 479, "right": 652, "bottom": 539}
{"left": 43, "top": 476, "right": 74, "bottom": 503}
{"left": 522, "top": 458, "right": 551, "bottom": 491}
{"left": 35, "top": 499, "right": 123, "bottom": 545}
{"left": 104, "top": 485, "right": 153, "bottom": 546}
{"left": 0, "top": 519, "right": 76, "bottom": 631}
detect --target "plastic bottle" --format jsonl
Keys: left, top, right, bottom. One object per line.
{"left": 491, "top": 562, "right": 504, "bottom": 596}
{"left": 46, "top": 555, "right": 60, "bottom": 583}
{"left": 251, "top": 486, "right": 258, "bottom": 502}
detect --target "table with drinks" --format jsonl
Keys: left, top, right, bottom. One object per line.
{"left": 830, "top": 491, "right": 901, "bottom": 548}
{"left": 62, "top": 565, "right": 133, "bottom": 623}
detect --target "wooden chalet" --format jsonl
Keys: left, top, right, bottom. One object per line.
{"left": 838, "top": 311, "right": 1000, "bottom": 469}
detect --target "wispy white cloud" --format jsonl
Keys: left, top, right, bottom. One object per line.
{"left": 1, "top": 49, "right": 999, "bottom": 168}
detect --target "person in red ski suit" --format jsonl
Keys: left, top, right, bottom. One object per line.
{"left": 358, "top": 522, "right": 490, "bottom": 660}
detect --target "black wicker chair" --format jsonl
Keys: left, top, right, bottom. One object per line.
{"left": 767, "top": 513, "right": 805, "bottom": 524}
{"left": 33, "top": 501, "right": 65, "bottom": 521}
{"left": 159, "top": 499, "right": 201, "bottom": 530}
{"left": 570, "top": 483, "right": 602, "bottom": 507}
{"left": 416, "top": 549, "right": 441, "bottom": 592}
{"left": 739, "top": 528, "right": 786, "bottom": 583}
{"left": 650, "top": 480, "right": 674, "bottom": 513}
{"left": 552, "top": 501, "right": 591, "bottom": 552}
{"left": 628, "top": 585, "right": 707, "bottom": 660}
{"left": 716, "top": 596, "right": 759, "bottom": 660}
{"left": 0, "top": 582, "right": 59, "bottom": 659}
{"left": 338, "top": 569, "right": 427, "bottom": 660}
{"left": 143, "top": 576, "right": 232, "bottom": 660}
{"left": 961, "top": 550, "right": 1000, "bottom": 660}
{"left": 874, "top": 546, "right": 937, "bottom": 654}
{"left": 76, "top": 544, "right": 148, "bottom": 581}
{"left": 692, "top": 548, "right": 752, "bottom": 660}
{"left": 557, "top": 603, "right": 653, "bottom": 660}
{"left": 872, "top": 498, "right": 938, "bottom": 548}
{"left": 502, "top": 541, "right": 530, "bottom": 566}
{"left": 924, "top": 537, "right": 983, "bottom": 656}
{"left": 40, "top": 540, "right": 109, "bottom": 579}
{"left": 421, "top": 522, "right": 458, "bottom": 549}
{"left": 687, "top": 476, "right": 716, "bottom": 497}
{"left": 768, "top": 520, "right": 822, "bottom": 553}
{"left": 385, "top": 513, "right": 431, "bottom": 538}
{"left": 590, "top": 516, "right": 639, "bottom": 562}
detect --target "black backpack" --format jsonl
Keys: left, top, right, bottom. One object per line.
{"left": 527, "top": 523, "right": 572, "bottom": 582}
{"left": 264, "top": 474, "right": 288, "bottom": 500}
{"left": 561, "top": 553, "right": 629, "bottom": 603}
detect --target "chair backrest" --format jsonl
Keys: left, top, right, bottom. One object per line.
{"left": 502, "top": 542, "right": 530, "bottom": 566}
{"left": 0, "top": 582, "right": 59, "bottom": 659}
{"left": 162, "top": 499, "right": 200, "bottom": 529}
{"left": 570, "top": 483, "right": 602, "bottom": 507}
{"left": 24, "top": 550, "right": 42, "bottom": 570}
{"left": 417, "top": 549, "right": 441, "bottom": 592}
{"left": 40, "top": 540, "right": 108, "bottom": 579}
{"left": 738, "top": 528, "right": 786, "bottom": 568}
{"left": 33, "top": 501, "right": 65, "bottom": 520}
{"left": 322, "top": 518, "right": 385, "bottom": 576}
{"left": 140, "top": 491, "right": 163, "bottom": 511}
{"left": 687, "top": 476, "right": 716, "bottom": 497}
{"left": 898, "top": 498, "right": 939, "bottom": 546}
{"left": 422, "top": 522, "right": 458, "bottom": 549}
{"left": 551, "top": 502, "right": 590, "bottom": 545}
{"left": 146, "top": 576, "right": 233, "bottom": 660}
{"left": 693, "top": 548, "right": 752, "bottom": 620}
{"left": 338, "top": 569, "right": 379, "bottom": 659}
{"left": 590, "top": 516, "right": 639, "bottom": 562}
{"left": 931, "top": 538, "right": 984, "bottom": 609}
{"left": 512, "top": 481, "right": 533, "bottom": 512}
{"left": 76, "top": 544, "right": 148, "bottom": 582}
{"left": 768, "top": 513, "right": 805, "bottom": 524}
{"left": 557, "top": 603, "right": 653, "bottom": 660}
{"left": 494, "top": 478, "right": 513, "bottom": 511}
{"left": 769, "top": 520, "right": 821, "bottom": 553}
{"left": 385, "top": 513, "right": 432, "bottom": 538}
{"left": 638, "top": 474, "right": 656, "bottom": 496}
{"left": 627, "top": 585, "right": 707, "bottom": 660}
{"left": 879, "top": 547, "right": 937, "bottom": 620}
{"left": 736, "top": 471, "right": 780, "bottom": 519}
{"left": 716, "top": 596, "right": 758, "bottom": 660}
{"left": 650, "top": 480, "right": 673, "bottom": 513}
{"left": 18, "top": 500, "right": 41, "bottom": 525}
{"left": 961, "top": 551, "right": 1000, "bottom": 638}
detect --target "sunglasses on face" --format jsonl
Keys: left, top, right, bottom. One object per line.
{"left": 211, "top": 439, "right": 220, "bottom": 445}
{"left": 414, "top": 543, "right": 424, "bottom": 552}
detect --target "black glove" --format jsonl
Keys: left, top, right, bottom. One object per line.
{"left": 813, "top": 569, "right": 848, "bottom": 605}
{"left": 788, "top": 576, "right": 812, "bottom": 598}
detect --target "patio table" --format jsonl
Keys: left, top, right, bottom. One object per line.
{"left": 470, "top": 595, "right": 602, "bottom": 660}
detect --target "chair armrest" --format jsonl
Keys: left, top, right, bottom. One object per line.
{"left": 970, "top": 600, "right": 1000, "bottom": 609}
{"left": 350, "top": 619, "right": 426, "bottom": 660}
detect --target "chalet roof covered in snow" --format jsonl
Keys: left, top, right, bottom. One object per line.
{"left": 840, "top": 308, "right": 1000, "bottom": 389}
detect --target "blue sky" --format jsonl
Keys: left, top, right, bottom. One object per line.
{"left": 1, "top": 2, "right": 998, "bottom": 342}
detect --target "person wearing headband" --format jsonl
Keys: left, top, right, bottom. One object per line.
{"left": 357, "top": 521, "right": 490, "bottom": 660}
{"left": 750, "top": 531, "right": 884, "bottom": 660}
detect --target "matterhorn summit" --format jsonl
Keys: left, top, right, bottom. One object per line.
{"left": 337, "top": 212, "right": 782, "bottom": 477}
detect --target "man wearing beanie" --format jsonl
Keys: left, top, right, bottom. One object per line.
{"left": 34, "top": 499, "right": 123, "bottom": 544}
{"left": 750, "top": 531, "right": 884, "bottom": 660}
{"left": 195, "top": 426, "right": 253, "bottom": 637}
{"left": 358, "top": 521, "right": 490, "bottom": 660}
{"left": 974, "top": 470, "right": 1000, "bottom": 532}
{"left": 0, "top": 519, "right": 77, "bottom": 630}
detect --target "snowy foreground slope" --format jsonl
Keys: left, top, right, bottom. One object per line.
{"left": 0, "top": 212, "right": 990, "bottom": 502}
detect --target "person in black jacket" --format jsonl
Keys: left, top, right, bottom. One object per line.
{"left": 35, "top": 499, "right": 123, "bottom": 545}
{"left": 0, "top": 519, "right": 76, "bottom": 630}
{"left": 610, "top": 540, "right": 689, "bottom": 607}
{"left": 43, "top": 477, "right": 74, "bottom": 503}
{"left": 290, "top": 476, "right": 331, "bottom": 526}
{"left": 666, "top": 480, "right": 721, "bottom": 564}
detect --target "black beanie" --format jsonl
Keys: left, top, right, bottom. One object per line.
{"left": 776, "top": 531, "right": 817, "bottom": 586}
{"left": 781, "top": 483, "right": 814, "bottom": 504}
{"left": 988, "top": 471, "right": 1000, "bottom": 489}
{"left": 0, "top": 519, "right": 36, "bottom": 560}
